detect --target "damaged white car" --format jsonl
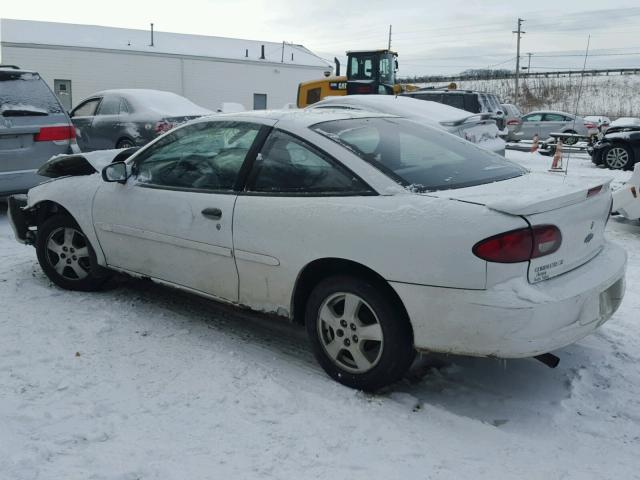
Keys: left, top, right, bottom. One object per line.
{"left": 8, "top": 110, "right": 627, "bottom": 391}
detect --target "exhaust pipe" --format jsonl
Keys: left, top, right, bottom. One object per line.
{"left": 334, "top": 57, "right": 341, "bottom": 76}
{"left": 534, "top": 353, "right": 560, "bottom": 368}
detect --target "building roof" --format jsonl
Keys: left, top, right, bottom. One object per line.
{"left": 0, "top": 18, "right": 330, "bottom": 69}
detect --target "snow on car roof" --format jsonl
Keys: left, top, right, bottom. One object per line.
{"left": 0, "top": 19, "right": 329, "bottom": 68}
{"left": 92, "top": 89, "right": 213, "bottom": 115}
{"left": 310, "top": 95, "right": 474, "bottom": 124}
{"left": 198, "top": 108, "right": 397, "bottom": 126}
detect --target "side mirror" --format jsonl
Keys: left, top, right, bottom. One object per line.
{"left": 102, "top": 161, "right": 129, "bottom": 184}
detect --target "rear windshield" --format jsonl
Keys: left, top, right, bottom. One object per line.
{"left": 312, "top": 117, "right": 525, "bottom": 192}
{"left": 0, "top": 71, "right": 63, "bottom": 115}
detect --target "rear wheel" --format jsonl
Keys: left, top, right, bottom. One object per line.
{"left": 603, "top": 144, "right": 633, "bottom": 170}
{"left": 305, "top": 275, "right": 415, "bottom": 391}
{"left": 36, "top": 214, "right": 110, "bottom": 291}
{"left": 563, "top": 131, "right": 578, "bottom": 146}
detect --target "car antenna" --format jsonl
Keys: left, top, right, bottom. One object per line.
{"left": 564, "top": 35, "right": 591, "bottom": 179}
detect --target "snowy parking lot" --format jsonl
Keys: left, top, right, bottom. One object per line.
{"left": 1, "top": 150, "right": 639, "bottom": 479}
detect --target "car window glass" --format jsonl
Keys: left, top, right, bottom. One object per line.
{"left": 119, "top": 98, "right": 131, "bottom": 114}
{"left": 313, "top": 117, "right": 525, "bottom": 192}
{"left": 441, "top": 94, "right": 464, "bottom": 109}
{"left": 135, "top": 121, "right": 260, "bottom": 191}
{"left": 97, "top": 96, "right": 120, "bottom": 115}
{"left": 523, "top": 114, "right": 543, "bottom": 122}
{"left": 544, "top": 113, "right": 565, "bottom": 122}
{"left": 349, "top": 56, "right": 374, "bottom": 80}
{"left": 248, "top": 130, "right": 369, "bottom": 194}
{"left": 72, "top": 99, "right": 100, "bottom": 117}
{"left": 0, "top": 71, "right": 63, "bottom": 114}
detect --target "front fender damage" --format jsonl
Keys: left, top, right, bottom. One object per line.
{"left": 37, "top": 147, "right": 139, "bottom": 178}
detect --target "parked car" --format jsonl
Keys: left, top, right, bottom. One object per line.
{"left": 1, "top": 65, "right": 78, "bottom": 196}
{"left": 590, "top": 124, "right": 640, "bottom": 170}
{"left": 308, "top": 95, "right": 505, "bottom": 155}
{"left": 8, "top": 109, "right": 626, "bottom": 391}
{"left": 501, "top": 103, "right": 523, "bottom": 141}
{"left": 612, "top": 163, "right": 640, "bottom": 220}
{"left": 511, "top": 110, "right": 597, "bottom": 145}
{"left": 584, "top": 115, "right": 611, "bottom": 133}
{"left": 402, "top": 88, "right": 507, "bottom": 132}
{"left": 70, "top": 89, "right": 213, "bottom": 151}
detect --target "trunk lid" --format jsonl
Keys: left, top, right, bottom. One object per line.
{"left": 430, "top": 172, "right": 613, "bottom": 283}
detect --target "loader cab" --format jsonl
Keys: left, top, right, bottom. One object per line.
{"left": 346, "top": 50, "right": 398, "bottom": 95}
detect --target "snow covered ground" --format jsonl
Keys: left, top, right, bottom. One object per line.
{"left": 1, "top": 150, "right": 639, "bottom": 479}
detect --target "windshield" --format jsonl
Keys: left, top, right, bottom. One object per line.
{"left": 0, "top": 71, "right": 63, "bottom": 115}
{"left": 312, "top": 117, "right": 525, "bottom": 192}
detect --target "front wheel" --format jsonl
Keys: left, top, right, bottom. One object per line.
{"left": 305, "top": 275, "right": 415, "bottom": 391}
{"left": 603, "top": 144, "right": 634, "bottom": 170}
{"left": 36, "top": 214, "right": 110, "bottom": 291}
{"left": 116, "top": 138, "right": 135, "bottom": 149}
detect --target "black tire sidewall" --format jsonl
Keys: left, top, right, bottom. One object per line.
{"left": 36, "top": 214, "right": 109, "bottom": 291}
{"left": 604, "top": 144, "right": 633, "bottom": 170}
{"left": 305, "top": 275, "right": 415, "bottom": 391}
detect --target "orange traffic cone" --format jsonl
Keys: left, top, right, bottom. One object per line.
{"left": 530, "top": 134, "right": 540, "bottom": 153}
{"left": 550, "top": 139, "right": 564, "bottom": 171}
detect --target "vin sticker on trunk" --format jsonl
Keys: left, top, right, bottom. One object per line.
{"left": 533, "top": 259, "right": 564, "bottom": 282}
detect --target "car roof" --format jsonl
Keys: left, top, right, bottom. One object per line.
{"left": 0, "top": 66, "right": 38, "bottom": 75}
{"left": 414, "top": 89, "right": 497, "bottom": 95}
{"left": 195, "top": 108, "right": 397, "bottom": 127}
{"left": 310, "top": 95, "right": 471, "bottom": 123}
{"left": 526, "top": 110, "right": 575, "bottom": 116}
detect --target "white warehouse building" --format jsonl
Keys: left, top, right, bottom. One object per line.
{"left": 0, "top": 18, "right": 331, "bottom": 111}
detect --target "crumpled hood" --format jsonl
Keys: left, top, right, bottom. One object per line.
{"left": 429, "top": 172, "right": 613, "bottom": 215}
{"left": 37, "top": 148, "right": 138, "bottom": 178}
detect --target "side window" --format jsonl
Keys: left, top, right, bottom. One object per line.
{"left": 523, "top": 114, "right": 543, "bottom": 122}
{"left": 441, "top": 94, "right": 464, "bottom": 109}
{"left": 135, "top": 121, "right": 261, "bottom": 191}
{"left": 119, "top": 98, "right": 131, "bottom": 114}
{"left": 71, "top": 98, "right": 101, "bottom": 117}
{"left": 544, "top": 113, "right": 565, "bottom": 122}
{"left": 247, "top": 130, "right": 369, "bottom": 194}
{"left": 96, "top": 96, "right": 120, "bottom": 115}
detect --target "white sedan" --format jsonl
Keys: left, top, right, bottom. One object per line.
{"left": 8, "top": 110, "right": 626, "bottom": 391}
{"left": 308, "top": 95, "right": 506, "bottom": 155}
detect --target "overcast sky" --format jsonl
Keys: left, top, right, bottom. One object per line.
{"left": 2, "top": 0, "right": 640, "bottom": 76}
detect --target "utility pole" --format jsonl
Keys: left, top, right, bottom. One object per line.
{"left": 526, "top": 52, "right": 533, "bottom": 72}
{"left": 513, "top": 18, "right": 525, "bottom": 105}
{"left": 388, "top": 25, "right": 392, "bottom": 50}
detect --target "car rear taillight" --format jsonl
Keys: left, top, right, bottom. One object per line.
{"left": 507, "top": 119, "right": 521, "bottom": 126}
{"left": 154, "top": 120, "right": 175, "bottom": 134}
{"left": 34, "top": 125, "right": 76, "bottom": 142}
{"left": 585, "top": 122, "right": 597, "bottom": 129}
{"left": 473, "top": 225, "right": 562, "bottom": 263}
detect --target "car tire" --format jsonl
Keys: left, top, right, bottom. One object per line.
{"left": 36, "top": 214, "right": 111, "bottom": 291}
{"left": 603, "top": 144, "right": 634, "bottom": 170}
{"left": 305, "top": 275, "right": 415, "bottom": 391}
{"left": 116, "top": 138, "right": 135, "bottom": 149}
{"left": 563, "top": 131, "right": 578, "bottom": 146}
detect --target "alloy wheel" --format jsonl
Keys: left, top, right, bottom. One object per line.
{"left": 45, "top": 227, "right": 91, "bottom": 280}
{"left": 317, "top": 292, "right": 384, "bottom": 374}
{"left": 605, "top": 147, "right": 629, "bottom": 169}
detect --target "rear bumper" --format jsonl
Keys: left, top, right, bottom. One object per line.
{"left": 392, "top": 241, "right": 627, "bottom": 358}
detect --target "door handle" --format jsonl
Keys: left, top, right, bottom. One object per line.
{"left": 201, "top": 207, "right": 222, "bottom": 220}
